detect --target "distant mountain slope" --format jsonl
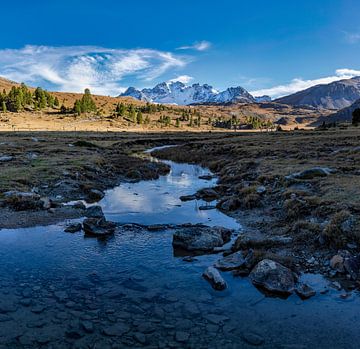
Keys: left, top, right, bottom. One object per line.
{"left": 0, "top": 76, "right": 22, "bottom": 91}
{"left": 324, "top": 98, "right": 360, "bottom": 123}
{"left": 120, "top": 81, "right": 255, "bottom": 105}
{"left": 275, "top": 76, "right": 360, "bottom": 110}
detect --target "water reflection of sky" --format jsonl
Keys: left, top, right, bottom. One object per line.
{"left": 100, "top": 157, "right": 239, "bottom": 229}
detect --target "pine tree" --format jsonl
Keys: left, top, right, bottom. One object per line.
{"left": 1, "top": 101, "right": 6, "bottom": 112}
{"left": 54, "top": 97, "right": 60, "bottom": 107}
{"left": 74, "top": 100, "right": 82, "bottom": 116}
{"left": 175, "top": 118, "right": 180, "bottom": 128}
{"left": 136, "top": 111, "right": 143, "bottom": 124}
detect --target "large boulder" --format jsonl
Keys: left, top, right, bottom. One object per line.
{"left": 173, "top": 226, "right": 232, "bottom": 252}
{"left": 249, "top": 259, "right": 295, "bottom": 296}
{"left": 203, "top": 267, "right": 227, "bottom": 291}
{"left": 83, "top": 218, "right": 116, "bottom": 237}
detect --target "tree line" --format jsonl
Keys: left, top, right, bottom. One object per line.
{"left": 0, "top": 84, "right": 59, "bottom": 112}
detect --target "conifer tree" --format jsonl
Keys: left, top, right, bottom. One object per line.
{"left": 136, "top": 111, "right": 143, "bottom": 124}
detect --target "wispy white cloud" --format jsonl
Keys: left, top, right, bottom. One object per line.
{"left": 343, "top": 31, "right": 360, "bottom": 44}
{"left": 168, "top": 75, "right": 194, "bottom": 84}
{"left": 177, "top": 40, "right": 212, "bottom": 51}
{"left": 250, "top": 69, "right": 360, "bottom": 99}
{"left": 0, "top": 45, "right": 188, "bottom": 95}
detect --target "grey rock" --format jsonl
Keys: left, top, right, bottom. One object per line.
{"left": 233, "top": 232, "right": 292, "bottom": 250}
{"left": 218, "top": 197, "right": 240, "bottom": 212}
{"left": 173, "top": 225, "right": 232, "bottom": 252}
{"left": 179, "top": 194, "right": 197, "bottom": 202}
{"left": 85, "top": 205, "right": 104, "bottom": 218}
{"left": 87, "top": 189, "right": 105, "bottom": 203}
{"left": 250, "top": 259, "right": 295, "bottom": 295}
{"left": 203, "top": 266, "right": 227, "bottom": 291}
{"left": 242, "top": 332, "right": 265, "bottom": 346}
{"left": 83, "top": 218, "right": 116, "bottom": 237}
{"left": 0, "top": 155, "right": 13, "bottom": 162}
{"left": 285, "top": 167, "right": 334, "bottom": 180}
{"left": 256, "top": 185, "right": 266, "bottom": 194}
{"left": 295, "top": 283, "right": 316, "bottom": 300}
{"left": 330, "top": 254, "right": 345, "bottom": 273}
{"left": 64, "top": 223, "right": 82, "bottom": 233}
{"left": 39, "top": 197, "right": 52, "bottom": 210}
{"left": 214, "top": 251, "right": 246, "bottom": 271}
{"left": 196, "top": 188, "right": 218, "bottom": 201}
{"left": 344, "top": 254, "right": 360, "bottom": 280}
{"left": 198, "top": 174, "right": 214, "bottom": 180}
{"left": 198, "top": 205, "right": 216, "bottom": 210}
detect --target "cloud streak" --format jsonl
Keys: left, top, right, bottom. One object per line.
{"left": 0, "top": 45, "right": 188, "bottom": 95}
{"left": 177, "top": 41, "right": 212, "bottom": 51}
{"left": 168, "top": 75, "right": 194, "bottom": 84}
{"left": 344, "top": 31, "right": 360, "bottom": 44}
{"left": 250, "top": 69, "right": 360, "bottom": 99}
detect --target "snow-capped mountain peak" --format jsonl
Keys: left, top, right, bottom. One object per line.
{"left": 119, "top": 81, "right": 255, "bottom": 105}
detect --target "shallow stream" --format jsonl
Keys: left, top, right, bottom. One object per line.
{"left": 0, "top": 146, "right": 359, "bottom": 348}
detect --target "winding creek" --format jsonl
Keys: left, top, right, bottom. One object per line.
{"left": 0, "top": 146, "right": 359, "bottom": 348}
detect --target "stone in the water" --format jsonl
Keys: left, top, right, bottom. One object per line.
{"left": 295, "top": 283, "right": 316, "bottom": 300}
{"left": 198, "top": 174, "right": 214, "bottom": 180}
{"left": 87, "top": 189, "right": 105, "bottom": 203}
{"left": 83, "top": 218, "right": 116, "bottom": 237}
{"left": 179, "top": 194, "right": 197, "bottom": 202}
{"left": 173, "top": 225, "right": 232, "bottom": 252}
{"left": 249, "top": 259, "right": 295, "bottom": 296}
{"left": 64, "top": 223, "right": 82, "bottom": 233}
{"left": 215, "top": 251, "right": 246, "bottom": 271}
{"left": 203, "top": 266, "right": 227, "bottom": 291}
{"left": 196, "top": 187, "right": 218, "bottom": 201}
{"left": 85, "top": 205, "right": 104, "bottom": 218}
{"left": 242, "top": 332, "right": 265, "bottom": 346}
{"left": 198, "top": 205, "right": 216, "bottom": 210}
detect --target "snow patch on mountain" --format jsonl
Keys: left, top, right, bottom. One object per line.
{"left": 120, "top": 81, "right": 255, "bottom": 105}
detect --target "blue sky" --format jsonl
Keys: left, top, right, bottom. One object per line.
{"left": 0, "top": 0, "right": 360, "bottom": 97}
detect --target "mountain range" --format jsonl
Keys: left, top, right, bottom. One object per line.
{"left": 121, "top": 76, "right": 360, "bottom": 110}
{"left": 120, "top": 81, "right": 256, "bottom": 105}
{"left": 275, "top": 76, "right": 360, "bottom": 110}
